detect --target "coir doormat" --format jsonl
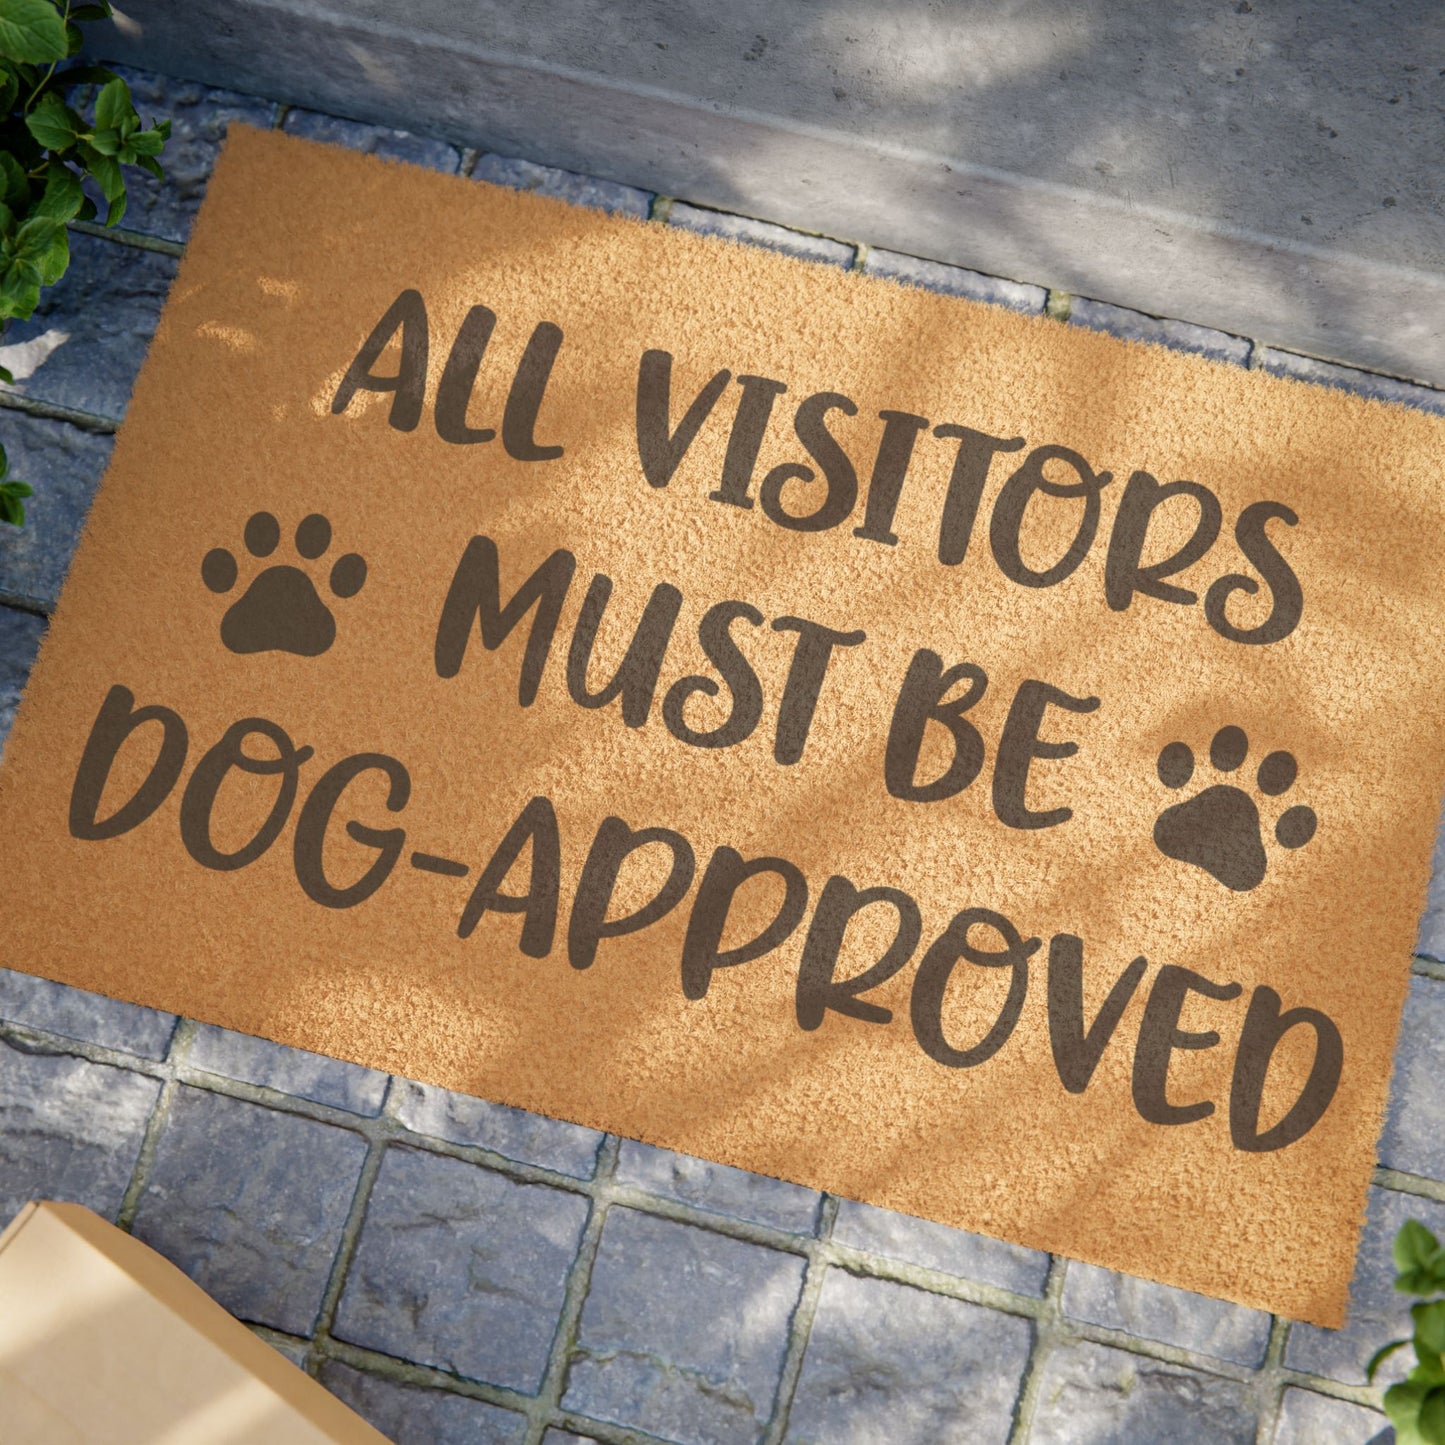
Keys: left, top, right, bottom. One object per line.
{"left": 3, "top": 126, "right": 1444, "bottom": 1326}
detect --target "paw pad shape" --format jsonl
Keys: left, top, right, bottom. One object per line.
{"left": 1153, "top": 725, "right": 1317, "bottom": 892}
{"left": 202, "top": 512, "right": 366, "bottom": 657}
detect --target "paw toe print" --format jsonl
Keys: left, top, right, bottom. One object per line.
{"left": 1153, "top": 725, "right": 1316, "bottom": 891}
{"left": 203, "top": 511, "right": 367, "bottom": 657}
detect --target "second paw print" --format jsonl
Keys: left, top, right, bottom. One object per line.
{"left": 202, "top": 512, "right": 367, "bottom": 658}
{"left": 1153, "top": 725, "right": 1317, "bottom": 892}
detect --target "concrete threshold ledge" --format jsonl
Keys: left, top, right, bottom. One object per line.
{"left": 104, "top": 0, "right": 1444, "bottom": 387}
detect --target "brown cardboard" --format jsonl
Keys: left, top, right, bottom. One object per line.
{"left": 0, "top": 1201, "right": 387, "bottom": 1443}
{"left": 3, "top": 126, "right": 1445, "bottom": 1326}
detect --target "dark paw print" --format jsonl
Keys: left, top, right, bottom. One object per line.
{"left": 202, "top": 512, "right": 366, "bottom": 657}
{"left": 1153, "top": 725, "right": 1317, "bottom": 892}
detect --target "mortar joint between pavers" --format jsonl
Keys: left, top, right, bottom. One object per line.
{"left": 0, "top": 591, "right": 51, "bottom": 619}
{"left": 114, "top": 1018, "right": 197, "bottom": 1229}
{"left": 0, "top": 384, "right": 118, "bottom": 435}
{"left": 518, "top": 1133, "right": 623, "bottom": 1445}
{"left": 66, "top": 217, "right": 185, "bottom": 258}
{"left": 758, "top": 1195, "right": 841, "bottom": 1445}
{"left": 1249, "top": 1313, "right": 1295, "bottom": 1445}
{"left": 1375, "top": 1164, "right": 1445, "bottom": 1204}
{"left": 648, "top": 194, "right": 674, "bottom": 224}
{"left": 850, "top": 241, "right": 870, "bottom": 271}
{"left": 272, "top": 103, "right": 291, "bottom": 130}
{"left": 307, "top": 1130, "right": 390, "bottom": 1356}
{"left": 1412, "top": 954, "right": 1445, "bottom": 982}
{"left": 311, "top": 1334, "right": 541, "bottom": 1417}
{"left": 1006, "top": 1253, "right": 1068, "bottom": 1444}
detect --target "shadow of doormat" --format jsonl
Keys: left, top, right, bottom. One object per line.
{"left": 4, "top": 125, "right": 1443, "bottom": 1327}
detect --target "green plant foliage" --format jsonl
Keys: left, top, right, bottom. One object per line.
{"left": 1367, "top": 1220, "right": 1445, "bottom": 1444}
{"left": 0, "top": 0, "right": 170, "bottom": 523}
{"left": 0, "top": 440, "right": 30, "bottom": 523}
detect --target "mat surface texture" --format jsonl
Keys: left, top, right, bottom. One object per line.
{"left": 3, "top": 126, "right": 1444, "bottom": 1326}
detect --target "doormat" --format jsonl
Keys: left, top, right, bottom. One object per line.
{"left": 3, "top": 126, "right": 1444, "bottom": 1327}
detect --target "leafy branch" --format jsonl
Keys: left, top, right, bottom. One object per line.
{"left": 1368, "top": 1220, "right": 1445, "bottom": 1444}
{"left": 0, "top": 0, "right": 170, "bottom": 524}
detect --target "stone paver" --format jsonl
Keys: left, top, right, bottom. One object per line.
{"left": 130, "top": 1085, "right": 367, "bottom": 1334}
{"left": 1286, "top": 1184, "right": 1445, "bottom": 1387}
{"left": 0, "top": 412, "right": 113, "bottom": 611}
{"left": 319, "top": 1361, "right": 527, "bottom": 1444}
{"left": 0, "top": 1036, "right": 160, "bottom": 1224}
{"left": 0, "top": 968, "right": 176, "bottom": 1059}
{"left": 614, "top": 1140, "right": 819, "bottom": 1233}
{"left": 861, "top": 247, "right": 1046, "bottom": 312}
{"left": 335, "top": 1145, "right": 589, "bottom": 1392}
{"left": 283, "top": 108, "right": 462, "bottom": 172}
{"left": 564, "top": 1207, "right": 805, "bottom": 1445}
{"left": 831, "top": 1197, "right": 1049, "bottom": 1296}
{"left": 0, "top": 231, "right": 177, "bottom": 422}
{"left": 1256, "top": 346, "right": 1445, "bottom": 416}
{"left": 786, "top": 1270, "right": 1031, "bottom": 1445}
{"left": 473, "top": 152, "right": 652, "bottom": 217}
{"left": 1028, "top": 1340, "right": 1257, "bottom": 1444}
{"left": 0, "top": 604, "right": 43, "bottom": 751}
{"left": 1061, "top": 1261, "right": 1272, "bottom": 1367}
{"left": 1272, "top": 1387, "right": 1391, "bottom": 1445}
{"left": 668, "top": 202, "right": 853, "bottom": 267}
{"left": 390, "top": 1078, "right": 602, "bottom": 1176}
{"left": 1417, "top": 816, "right": 1445, "bottom": 962}
{"left": 1379, "top": 974, "right": 1445, "bottom": 1181}
{"left": 1068, "top": 296, "right": 1251, "bottom": 366}
{"left": 82, "top": 66, "right": 277, "bottom": 242}
{"left": 189, "top": 1023, "right": 388, "bottom": 1115}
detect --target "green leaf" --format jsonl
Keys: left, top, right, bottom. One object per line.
{"left": 75, "top": 191, "right": 96, "bottom": 221}
{"left": 0, "top": 0, "right": 69, "bottom": 65}
{"left": 0, "top": 150, "right": 27, "bottom": 209}
{"left": 0, "top": 490, "right": 25, "bottom": 526}
{"left": 0, "top": 364, "right": 11, "bottom": 386}
{"left": 1387, "top": 1379, "right": 1432, "bottom": 1435}
{"left": 0, "top": 200, "right": 15, "bottom": 237}
{"left": 34, "top": 220, "right": 65, "bottom": 283}
{"left": 81, "top": 145, "right": 122, "bottom": 200}
{"left": 33, "top": 162, "right": 80, "bottom": 221}
{"left": 25, "top": 91, "right": 80, "bottom": 151}
{"left": 135, "top": 153, "right": 162, "bottom": 181}
{"left": 64, "top": 19, "right": 82, "bottom": 57}
{"left": 0, "top": 479, "right": 32, "bottom": 499}
{"left": 1397, "top": 1222, "right": 1442, "bottom": 1273}
{"left": 87, "top": 125, "right": 120, "bottom": 155}
{"left": 103, "top": 187, "right": 124, "bottom": 227}
{"left": 1417, "top": 1303, "right": 1445, "bottom": 1358}
{"left": 0, "top": 63, "right": 18, "bottom": 111}
{"left": 71, "top": 3, "right": 113, "bottom": 20}
{"left": 93, "top": 76, "right": 130, "bottom": 131}
{"left": 1369, "top": 1337, "right": 1414, "bottom": 1383}
{"left": 128, "top": 126, "right": 164, "bottom": 156}
{"left": 0, "top": 441, "right": 9, "bottom": 474}
{"left": 1422, "top": 1388, "right": 1445, "bottom": 1445}
{"left": 0, "top": 262, "right": 39, "bottom": 318}
{"left": 14, "top": 213, "right": 59, "bottom": 261}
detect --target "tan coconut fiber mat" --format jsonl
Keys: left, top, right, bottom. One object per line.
{"left": 4, "top": 126, "right": 1445, "bottom": 1327}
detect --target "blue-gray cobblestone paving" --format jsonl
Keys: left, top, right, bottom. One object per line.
{"left": 336, "top": 1145, "right": 590, "bottom": 1393}
{"left": 785, "top": 1270, "right": 1033, "bottom": 1445}
{"left": 390, "top": 1078, "right": 603, "bottom": 1176}
{"left": 319, "top": 1360, "right": 528, "bottom": 1445}
{"left": 564, "top": 1207, "right": 804, "bottom": 1445}
{"left": 129, "top": 1084, "right": 369, "bottom": 1335}
{"left": 1, "top": 230, "right": 177, "bottom": 421}
{"left": 0, "top": 412, "right": 112, "bottom": 612}
{"left": 188, "top": 1022, "right": 389, "bottom": 1115}
{"left": 4, "top": 61, "right": 1442, "bottom": 1443}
